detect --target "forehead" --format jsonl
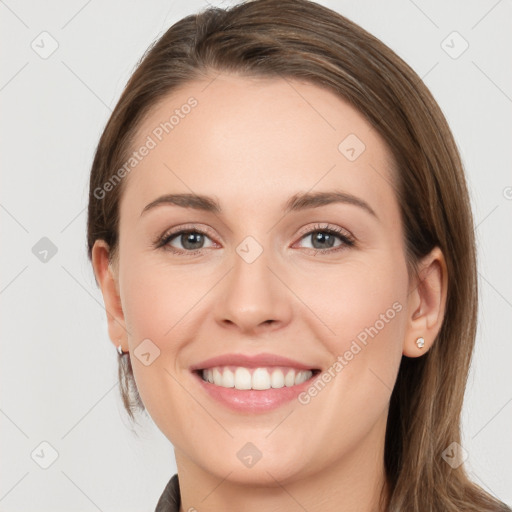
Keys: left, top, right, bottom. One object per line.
{"left": 119, "top": 73, "right": 397, "bottom": 223}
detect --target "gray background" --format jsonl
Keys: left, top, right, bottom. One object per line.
{"left": 1, "top": 0, "right": 511, "bottom": 510}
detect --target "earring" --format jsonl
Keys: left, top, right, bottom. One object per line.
{"left": 416, "top": 337, "right": 425, "bottom": 349}
{"left": 117, "top": 344, "right": 125, "bottom": 356}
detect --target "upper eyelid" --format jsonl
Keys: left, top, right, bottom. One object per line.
{"left": 296, "top": 223, "right": 353, "bottom": 239}
{"left": 159, "top": 223, "right": 354, "bottom": 247}
{"left": 159, "top": 224, "right": 216, "bottom": 242}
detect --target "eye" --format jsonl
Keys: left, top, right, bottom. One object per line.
{"left": 154, "top": 222, "right": 355, "bottom": 256}
{"left": 155, "top": 226, "right": 217, "bottom": 255}
{"left": 295, "top": 223, "right": 355, "bottom": 253}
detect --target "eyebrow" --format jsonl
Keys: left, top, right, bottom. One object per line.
{"left": 140, "top": 190, "right": 378, "bottom": 219}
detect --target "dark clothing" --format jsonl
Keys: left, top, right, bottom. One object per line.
{"left": 155, "top": 473, "right": 181, "bottom": 512}
{"left": 154, "top": 472, "right": 512, "bottom": 511}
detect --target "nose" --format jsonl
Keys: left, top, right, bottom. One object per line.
{"left": 215, "top": 245, "right": 293, "bottom": 336}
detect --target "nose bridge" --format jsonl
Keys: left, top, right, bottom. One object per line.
{"left": 216, "top": 233, "right": 291, "bottom": 332}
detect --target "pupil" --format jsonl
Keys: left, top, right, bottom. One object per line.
{"left": 182, "top": 232, "right": 203, "bottom": 250}
{"left": 178, "top": 231, "right": 336, "bottom": 251}
{"left": 313, "top": 232, "right": 334, "bottom": 249}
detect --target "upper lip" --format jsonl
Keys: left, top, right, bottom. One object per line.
{"left": 190, "top": 352, "right": 320, "bottom": 372}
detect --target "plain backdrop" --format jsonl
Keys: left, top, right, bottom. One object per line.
{"left": 1, "top": 0, "right": 511, "bottom": 510}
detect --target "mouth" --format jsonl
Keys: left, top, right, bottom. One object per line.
{"left": 193, "top": 366, "right": 322, "bottom": 391}
{"left": 189, "top": 352, "right": 323, "bottom": 412}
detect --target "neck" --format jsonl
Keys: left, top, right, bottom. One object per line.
{"left": 175, "top": 413, "right": 389, "bottom": 512}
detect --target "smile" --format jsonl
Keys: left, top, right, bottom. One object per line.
{"left": 198, "top": 365, "right": 320, "bottom": 390}
{"left": 192, "top": 365, "right": 321, "bottom": 413}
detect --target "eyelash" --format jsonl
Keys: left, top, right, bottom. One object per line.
{"left": 154, "top": 223, "right": 356, "bottom": 256}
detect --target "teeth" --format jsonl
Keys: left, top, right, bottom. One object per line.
{"left": 252, "top": 368, "right": 271, "bottom": 390}
{"left": 234, "top": 367, "right": 252, "bottom": 390}
{"left": 271, "top": 369, "right": 285, "bottom": 388}
{"left": 201, "top": 366, "right": 313, "bottom": 390}
{"left": 285, "top": 369, "right": 296, "bottom": 387}
{"left": 222, "top": 368, "right": 235, "bottom": 388}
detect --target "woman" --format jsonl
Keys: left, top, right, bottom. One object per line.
{"left": 87, "top": 0, "right": 511, "bottom": 510}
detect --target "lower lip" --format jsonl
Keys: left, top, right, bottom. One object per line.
{"left": 192, "top": 371, "right": 319, "bottom": 413}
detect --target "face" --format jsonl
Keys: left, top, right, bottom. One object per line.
{"left": 107, "top": 73, "right": 412, "bottom": 485}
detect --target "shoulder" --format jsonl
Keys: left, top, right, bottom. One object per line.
{"left": 154, "top": 473, "right": 181, "bottom": 512}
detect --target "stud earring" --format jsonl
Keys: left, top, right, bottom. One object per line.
{"left": 117, "top": 344, "right": 125, "bottom": 356}
{"left": 416, "top": 337, "right": 425, "bottom": 349}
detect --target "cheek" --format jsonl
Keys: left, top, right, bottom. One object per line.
{"left": 296, "top": 253, "right": 407, "bottom": 402}
{"left": 299, "top": 254, "right": 407, "bottom": 347}
{"left": 121, "top": 253, "right": 202, "bottom": 346}
{"left": 287, "top": 257, "right": 407, "bottom": 460}
{"left": 117, "top": 250, "right": 226, "bottom": 430}
{"left": 117, "top": 256, "right": 186, "bottom": 415}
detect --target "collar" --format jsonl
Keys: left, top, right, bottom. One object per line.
{"left": 154, "top": 473, "right": 181, "bottom": 512}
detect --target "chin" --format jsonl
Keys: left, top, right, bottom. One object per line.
{"left": 197, "top": 450, "right": 311, "bottom": 488}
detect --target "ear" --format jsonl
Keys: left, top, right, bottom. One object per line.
{"left": 91, "top": 240, "right": 128, "bottom": 352}
{"left": 403, "top": 246, "right": 448, "bottom": 357}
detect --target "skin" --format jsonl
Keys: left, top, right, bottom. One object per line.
{"left": 92, "top": 73, "right": 447, "bottom": 512}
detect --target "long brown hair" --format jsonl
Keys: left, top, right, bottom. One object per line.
{"left": 86, "top": 1, "right": 510, "bottom": 509}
